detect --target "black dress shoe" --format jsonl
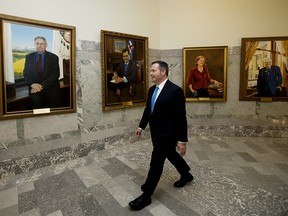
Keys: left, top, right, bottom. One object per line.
{"left": 174, "top": 173, "right": 194, "bottom": 188}
{"left": 129, "top": 194, "right": 151, "bottom": 211}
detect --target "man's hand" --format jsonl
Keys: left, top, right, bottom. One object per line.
{"left": 177, "top": 142, "right": 186, "bottom": 156}
{"left": 135, "top": 128, "right": 142, "bottom": 137}
{"left": 30, "top": 83, "right": 43, "bottom": 94}
{"left": 114, "top": 77, "right": 124, "bottom": 84}
{"left": 112, "top": 72, "right": 118, "bottom": 80}
{"left": 276, "top": 86, "right": 282, "bottom": 91}
{"left": 190, "top": 89, "right": 196, "bottom": 94}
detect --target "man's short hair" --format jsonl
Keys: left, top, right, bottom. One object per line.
{"left": 34, "top": 36, "right": 47, "bottom": 44}
{"left": 122, "top": 48, "right": 129, "bottom": 54}
{"left": 151, "top": 61, "right": 169, "bottom": 75}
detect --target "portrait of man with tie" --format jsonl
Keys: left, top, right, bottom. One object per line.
{"left": 23, "top": 36, "right": 61, "bottom": 109}
{"left": 257, "top": 58, "right": 283, "bottom": 97}
{"left": 108, "top": 48, "right": 138, "bottom": 98}
{"left": 102, "top": 31, "right": 148, "bottom": 110}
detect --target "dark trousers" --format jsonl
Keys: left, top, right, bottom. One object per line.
{"left": 30, "top": 83, "right": 61, "bottom": 109}
{"left": 196, "top": 88, "right": 210, "bottom": 97}
{"left": 108, "top": 81, "right": 129, "bottom": 93}
{"left": 141, "top": 146, "right": 191, "bottom": 196}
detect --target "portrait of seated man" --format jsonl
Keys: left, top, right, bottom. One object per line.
{"left": 187, "top": 55, "right": 223, "bottom": 98}
{"left": 23, "top": 36, "right": 61, "bottom": 109}
{"left": 108, "top": 48, "right": 138, "bottom": 98}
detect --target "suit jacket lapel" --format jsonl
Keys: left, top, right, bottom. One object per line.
{"left": 30, "top": 53, "right": 37, "bottom": 74}
{"left": 32, "top": 52, "right": 37, "bottom": 65}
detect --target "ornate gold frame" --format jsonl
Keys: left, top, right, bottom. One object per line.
{"left": 183, "top": 46, "right": 227, "bottom": 102}
{"left": 101, "top": 30, "right": 149, "bottom": 111}
{"left": 0, "top": 13, "right": 76, "bottom": 119}
{"left": 240, "top": 36, "right": 288, "bottom": 101}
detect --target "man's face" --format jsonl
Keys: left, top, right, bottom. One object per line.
{"left": 150, "top": 63, "right": 165, "bottom": 85}
{"left": 264, "top": 61, "right": 272, "bottom": 69}
{"left": 122, "top": 51, "right": 130, "bottom": 63}
{"left": 34, "top": 38, "right": 47, "bottom": 53}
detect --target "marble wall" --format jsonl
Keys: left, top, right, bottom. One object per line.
{"left": 0, "top": 40, "right": 287, "bottom": 179}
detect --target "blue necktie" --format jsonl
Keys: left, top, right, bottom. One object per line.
{"left": 124, "top": 63, "right": 128, "bottom": 74}
{"left": 151, "top": 86, "right": 159, "bottom": 112}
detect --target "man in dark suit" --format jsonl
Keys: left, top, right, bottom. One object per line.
{"left": 129, "top": 61, "right": 193, "bottom": 211}
{"left": 257, "top": 58, "right": 282, "bottom": 97}
{"left": 24, "top": 36, "right": 61, "bottom": 109}
{"left": 108, "top": 48, "right": 138, "bottom": 97}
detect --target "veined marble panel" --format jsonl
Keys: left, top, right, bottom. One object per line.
{"left": 258, "top": 102, "right": 288, "bottom": 116}
{"left": 0, "top": 120, "right": 17, "bottom": 143}
{"left": 0, "top": 132, "right": 81, "bottom": 161}
{"left": 213, "top": 100, "right": 257, "bottom": 115}
{"left": 160, "top": 49, "right": 183, "bottom": 88}
{"left": 186, "top": 102, "right": 212, "bottom": 115}
{"left": 23, "top": 114, "right": 78, "bottom": 139}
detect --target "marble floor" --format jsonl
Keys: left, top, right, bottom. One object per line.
{"left": 0, "top": 135, "right": 287, "bottom": 216}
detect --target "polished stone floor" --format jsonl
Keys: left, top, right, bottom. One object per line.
{"left": 0, "top": 135, "right": 287, "bottom": 216}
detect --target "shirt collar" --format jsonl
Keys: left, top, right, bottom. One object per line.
{"left": 37, "top": 53, "right": 44, "bottom": 58}
{"left": 157, "top": 78, "right": 168, "bottom": 91}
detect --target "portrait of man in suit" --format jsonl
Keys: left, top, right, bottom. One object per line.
{"left": 23, "top": 36, "right": 61, "bottom": 109}
{"left": 108, "top": 48, "right": 138, "bottom": 98}
{"left": 257, "top": 58, "right": 283, "bottom": 97}
{"left": 101, "top": 31, "right": 148, "bottom": 110}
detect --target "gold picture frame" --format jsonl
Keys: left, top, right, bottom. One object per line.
{"left": 240, "top": 36, "right": 288, "bottom": 101}
{"left": 0, "top": 13, "right": 76, "bottom": 120}
{"left": 183, "top": 46, "right": 227, "bottom": 102}
{"left": 101, "top": 30, "right": 149, "bottom": 111}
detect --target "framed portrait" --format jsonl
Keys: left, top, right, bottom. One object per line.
{"left": 240, "top": 36, "right": 288, "bottom": 102}
{"left": 101, "top": 30, "right": 149, "bottom": 111}
{"left": 0, "top": 13, "right": 76, "bottom": 120}
{"left": 183, "top": 46, "right": 227, "bottom": 102}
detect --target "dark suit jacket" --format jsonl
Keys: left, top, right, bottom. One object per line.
{"left": 116, "top": 60, "right": 138, "bottom": 83}
{"left": 24, "top": 51, "right": 60, "bottom": 90}
{"left": 139, "top": 79, "right": 188, "bottom": 149}
{"left": 257, "top": 65, "right": 282, "bottom": 96}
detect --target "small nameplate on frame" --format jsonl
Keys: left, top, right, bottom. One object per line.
{"left": 122, "top": 101, "right": 133, "bottom": 106}
{"left": 260, "top": 97, "right": 272, "bottom": 102}
{"left": 33, "top": 108, "right": 51, "bottom": 114}
{"left": 198, "top": 97, "right": 210, "bottom": 101}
